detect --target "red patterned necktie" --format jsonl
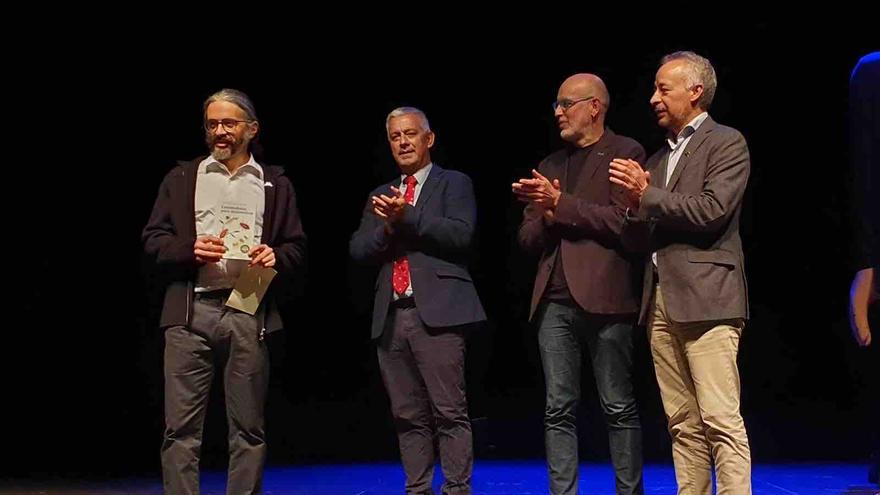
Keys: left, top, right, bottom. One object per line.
{"left": 392, "top": 175, "right": 418, "bottom": 295}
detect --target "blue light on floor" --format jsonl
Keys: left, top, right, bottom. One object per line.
{"left": 3, "top": 462, "right": 875, "bottom": 494}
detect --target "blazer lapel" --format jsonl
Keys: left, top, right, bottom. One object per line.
{"left": 666, "top": 117, "right": 716, "bottom": 191}
{"left": 415, "top": 165, "right": 443, "bottom": 212}
{"left": 581, "top": 129, "right": 614, "bottom": 188}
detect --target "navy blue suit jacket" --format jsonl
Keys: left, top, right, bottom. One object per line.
{"left": 350, "top": 165, "right": 486, "bottom": 338}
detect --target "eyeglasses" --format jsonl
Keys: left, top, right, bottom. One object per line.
{"left": 204, "top": 119, "right": 254, "bottom": 132}
{"left": 552, "top": 96, "right": 597, "bottom": 112}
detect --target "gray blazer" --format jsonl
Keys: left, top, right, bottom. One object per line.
{"left": 622, "top": 115, "right": 750, "bottom": 324}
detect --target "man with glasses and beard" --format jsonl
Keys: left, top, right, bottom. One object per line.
{"left": 513, "top": 74, "right": 646, "bottom": 495}
{"left": 143, "top": 88, "right": 307, "bottom": 494}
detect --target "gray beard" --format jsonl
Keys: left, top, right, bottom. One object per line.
{"left": 211, "top": 147, "right": 233, "bottom": 161}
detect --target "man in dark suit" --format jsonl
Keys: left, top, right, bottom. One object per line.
{"left": 513, "top": 73, "right": 646, "bottom": 495}
{"left": 610, "top": 51, "right": 752, "bottom": 494}
{"left": 847, "top": 51, "right": 879, "bottom": 486}
{"left": 350, "top": 107, "right": 486, "bottom": 495}
{"left": 848, "top": 51, "right": 879, "bottom": 350}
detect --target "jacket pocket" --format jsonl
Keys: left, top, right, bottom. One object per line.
{"left": 435, "top": 268, "right": 473, "bottom": 282}
{"left": 686, "top": 250, "right": 737, "bottom": 269}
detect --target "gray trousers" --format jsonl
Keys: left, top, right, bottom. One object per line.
{"left": 377, "top": 304, "right": 472, "bottom": 495}
{"left": 161, "top": 291, "right": 269, "bottom": 495}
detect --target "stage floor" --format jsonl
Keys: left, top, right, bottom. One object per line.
{"left": 2, "top": 461, "right": 877, "bottom": 494}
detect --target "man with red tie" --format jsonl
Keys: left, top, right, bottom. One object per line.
{"left": 350, "top": 107, "right": 486, "bottom": 495}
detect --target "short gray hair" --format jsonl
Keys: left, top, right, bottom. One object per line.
{"left": 385, "top": 107, "right": 431, "bottom": 133}
{"left": 661, "top": 51, "right": 717, "bottom": 110}
{"left": 203, "top": 88, "right": 258, "bottom": 122}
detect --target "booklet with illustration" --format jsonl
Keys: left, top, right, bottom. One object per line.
{"left": 219, "top": 202, "right": 256, "bottom": 261}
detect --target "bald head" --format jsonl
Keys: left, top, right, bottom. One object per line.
{"left": 555, "top": 73, "right": 610, "bottom": 147}
{"left": 560, "top": 73, "right": 610, "bottom": 110}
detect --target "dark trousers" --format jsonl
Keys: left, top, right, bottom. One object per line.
{"left": 161, "top": 292, "right": 269, "bottom": 495}
{"left": 377, "top": 303, "right": 472, "bottom": 495}
{"left": 537, "top": 301, "right": 644, "bottom": 495}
